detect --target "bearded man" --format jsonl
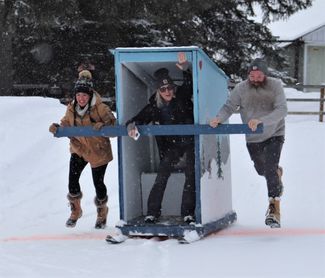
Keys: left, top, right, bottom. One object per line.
{"left": 209, "top": 58, "right": 288, "bottom": 228}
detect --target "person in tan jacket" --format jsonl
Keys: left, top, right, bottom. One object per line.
{"left": 49, "top": 72, "right": 116, "bottom": 229}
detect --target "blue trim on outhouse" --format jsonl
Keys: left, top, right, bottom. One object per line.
{"left": 114, "top": 49, "right": 125, "bottom": 220}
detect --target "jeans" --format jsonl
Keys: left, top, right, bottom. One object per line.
{"left": 246, "top": 136, "right": 284, "bottom": 198}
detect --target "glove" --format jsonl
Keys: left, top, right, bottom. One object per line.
{"left": 49, "top": 123, "right": 60, "bottom": 134}
{"left": 127, "top": 122, "right": 140, "bottom": 140}
{"left": 93, "top": 122, "right": 105, "bottom": 131}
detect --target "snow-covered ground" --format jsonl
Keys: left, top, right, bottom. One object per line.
{"left": 0, "top": 88, "right": 324, "bottom": 278}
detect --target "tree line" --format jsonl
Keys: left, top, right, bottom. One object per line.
{"left": 0, "top": 0, "right": 313, "bottom": 97}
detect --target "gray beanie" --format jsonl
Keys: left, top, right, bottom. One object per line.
{"left": 248, "top": 58, "right": 269, "bottom": 75}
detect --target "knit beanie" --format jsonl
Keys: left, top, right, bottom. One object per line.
{"left": 154, "top": 68, "right": 174, "bottom": 89}
{"left": 248, "top": 58, "right": 269, "bottom": 75}
{"left": 73, "top": 78, "right": 93, "bottom": 95}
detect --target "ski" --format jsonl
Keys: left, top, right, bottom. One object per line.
{"left": 105, "top": 229, "right": 127, "bottom": 244}
{"left": 178, "top": 230, "right": 202, "bottom": 244}
{"left": 178, "top": 237, "right": 191, "bottom": 244}
{"left": 105, "top": 235, "right": 125, "bottom": 244}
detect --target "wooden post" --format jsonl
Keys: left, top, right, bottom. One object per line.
{"left": 320, "top": 87, "right": 324, "bottom": 122}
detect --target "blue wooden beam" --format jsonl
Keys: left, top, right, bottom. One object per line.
{"left": 54, "top": 124, "right": 263, "bottom": 138}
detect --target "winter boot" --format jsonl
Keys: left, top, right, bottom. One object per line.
{"left": 94, "top": 196, "right": 109, "bottom": 229}
{"left": 144, "top": 215, "right": 158, "bottom": 224}
{"left": 277, "top": 166, "right": 284, "bottom": 197}
{"left": 66, "top": 192, "right": 83, "bottom": 228}
{"left": 265, "top": 197, "right": 281, "bottom": 228}
{"left": 183, "top": 215, "right": 195, "bottom": 224}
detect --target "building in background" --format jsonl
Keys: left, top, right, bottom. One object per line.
{"left": 282, "top": 23, "right": 325, "bottom": 86}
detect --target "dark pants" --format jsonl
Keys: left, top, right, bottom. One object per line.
{"left": 147, "top": 144, "right": 195, "bottom": 218}
{"left": 68, "top": 153, "right": 108, "bottom": 200}
{"left": 246, "top": 136, "right": 284, "bottom": 198}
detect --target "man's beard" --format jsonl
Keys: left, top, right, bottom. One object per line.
{"left": 249, "top": 79, "right": 266, "bottom": 88}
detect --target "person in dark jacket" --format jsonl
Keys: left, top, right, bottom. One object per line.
{"left": 126, "top": 53, "right": 195, "bottom": 224}
{"left": 49, "top": 71, "right": 116, "bottom": 229}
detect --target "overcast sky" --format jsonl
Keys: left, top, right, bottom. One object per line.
{"left": 265, "top": 0, "right": 325, "bottom": 39}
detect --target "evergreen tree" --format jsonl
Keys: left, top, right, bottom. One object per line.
{"left": 0, "top": 0, "right": 313, "bottom": 96}
{"left": 134, "top": 0, "right": 313, "bottom": 79}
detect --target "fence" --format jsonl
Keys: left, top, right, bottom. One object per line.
{"left": 285, "top": 85, "right": 325, "bottom": 122}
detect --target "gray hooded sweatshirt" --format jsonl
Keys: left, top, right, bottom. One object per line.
{"left": 217, "top": 77, "right": 288, "bottom": 143}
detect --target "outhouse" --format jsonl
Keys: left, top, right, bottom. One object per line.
{"left": 112, "top": 46, "right": 236, "bottom": 241}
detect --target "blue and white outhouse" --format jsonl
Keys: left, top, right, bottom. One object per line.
{"left": 113, "top": 46, "right": 236, "bottom": 241}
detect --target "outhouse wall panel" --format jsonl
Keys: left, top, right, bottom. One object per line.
{"left": 195, "top": 50, "right": 232, "bottom": 224}
{"left": 120, "top": 64, "right": 151, "bottom": 220}
{"left": 141, "top": 173, "right": 185, "bottom": 215}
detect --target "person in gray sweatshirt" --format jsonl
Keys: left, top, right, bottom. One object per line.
{"left": 209, "top": 58, "right": 287, "bottom": 228}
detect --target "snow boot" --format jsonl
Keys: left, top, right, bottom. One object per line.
{"left": 94, "top": 196, "right": 109, "bottom": 229}
{"left": 277, "top": 166, "right": 284, "bottom": 197}
{"left": 144, "top": 215, "right": 157, "bottom": 224}
{"left": 183, "top": 215, "right": 195, "bottom": 224}
{"left": 66, "top": 192, "right": 83, "bottom": 228}
{"left": 265, "top": 197, "right": 281, "bottom": 228}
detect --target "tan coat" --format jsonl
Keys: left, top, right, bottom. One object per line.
{"left": 60, "top": 92, "right": 116, "bottom": 168}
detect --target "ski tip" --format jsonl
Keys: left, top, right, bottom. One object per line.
{"left": 179, "top": 230, "right": 202, "bottom": 244}
{"left": 105, "top": 234, "right": 127, "bottom": 244}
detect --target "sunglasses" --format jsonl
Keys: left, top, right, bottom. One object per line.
{"left": 159, "top": 85, "right": 174, "bottom": 92}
